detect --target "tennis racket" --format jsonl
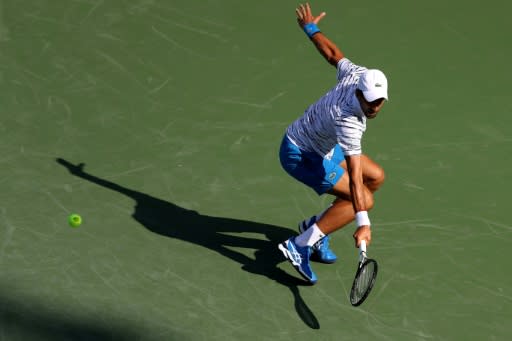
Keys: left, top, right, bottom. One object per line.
{"left": 349, "top": 240, "right": 378, "bottom": 306}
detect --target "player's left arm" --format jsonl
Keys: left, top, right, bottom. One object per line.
{"left": 296, "top": 3, "right": 344, "bottom": 67}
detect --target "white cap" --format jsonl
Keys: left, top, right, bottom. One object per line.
{"left": 357, "top": 69, "right": 388, "bottom": 102}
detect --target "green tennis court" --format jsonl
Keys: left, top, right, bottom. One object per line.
{"left": 1, "top": 0, "right": 511, "bottom": 339}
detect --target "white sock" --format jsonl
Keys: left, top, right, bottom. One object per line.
{"left": 295, "top": 223, "right": 325, "bottom": 247}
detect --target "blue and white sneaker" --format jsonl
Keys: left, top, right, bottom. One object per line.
{"left": 278, "top": 237, "right": 317, "bottom": 284}
{"left": 299, "top": 216, "right": 338, "bottom": 264}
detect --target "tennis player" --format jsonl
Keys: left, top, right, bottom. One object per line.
{"left": 278, "top": 3, "right": 388, "bottom": 284}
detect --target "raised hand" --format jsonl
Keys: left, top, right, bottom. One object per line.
{"left": 295, "top": 3, "right": 326, "bottom": 28}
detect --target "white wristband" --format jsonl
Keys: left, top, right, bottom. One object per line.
{"left": 355, "top": 211, "right": 371, "bottom": 227}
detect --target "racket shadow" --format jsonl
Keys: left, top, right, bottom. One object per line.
{"left": 56, "top": 158, "right": 320, "bottom": 329}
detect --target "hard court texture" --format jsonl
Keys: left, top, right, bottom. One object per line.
{"left": 0, "top": 0, "right": 511, "bottom": 340}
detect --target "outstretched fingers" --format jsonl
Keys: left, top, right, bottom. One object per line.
{"left": 314, "top": 11, "right": 326, "bottom": 24}
{"left": 295, "top": 7, "right": 304, "bottom": 21}
{"left": 296, "top": 3, "right": 307, "bottom": 21}
{"left": 296, "top": 3, "right": 326, "bottom": 26}
{"left": 304, "top": 3, "right": 312, "bottom": 17}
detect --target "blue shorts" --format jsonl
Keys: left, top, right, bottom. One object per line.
{"left": 279, "top": 135, "right": 345, "bottom": 195}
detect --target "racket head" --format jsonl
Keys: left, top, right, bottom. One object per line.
{"left": 350, "top": 258, "right": 378, "bottom": 306}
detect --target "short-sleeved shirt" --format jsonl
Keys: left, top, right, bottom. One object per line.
{"left": 286, "top": 58, "right": 367, "bottom": 157}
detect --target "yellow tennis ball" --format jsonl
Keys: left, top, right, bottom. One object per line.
{"left": 68, "top": 214, "right": 82, "bottom": 227}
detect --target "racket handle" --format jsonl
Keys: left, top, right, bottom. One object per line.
{"left": 359, "top": 240, "right": 367, "bottom": 253}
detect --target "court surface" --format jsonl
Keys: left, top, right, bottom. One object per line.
{"left": 1, "top": 0, "right": 512, "bottom": 340}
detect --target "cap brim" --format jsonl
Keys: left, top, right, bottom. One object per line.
{"left": 362, "top": 90, "right": 388, "bottom": 102}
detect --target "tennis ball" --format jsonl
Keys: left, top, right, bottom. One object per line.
{"left": 68, "top": 214, "right": 82, "bottom": 227}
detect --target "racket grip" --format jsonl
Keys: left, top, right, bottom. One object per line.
{"left": 360, "top": 240, "right": 367, "bottom": 253}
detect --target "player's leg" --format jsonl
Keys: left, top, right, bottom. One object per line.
{"left": 339, "top": 154, "right": 385, "bottom": 193}
{"left": 278, "top": 138, "right": 383, "bottom": 282}
{"left": 311, "top": 174, "right": 373, "bottom": 235}
{"left": 277, "top": 135, "right": 319, "bottom": 283}
{"left": 291, "top": 145, "right": 349, "bottom": 264}
{"left": 298, "top": 206, "right": 337, "bottom": 263}
{"left": 315, "top": 154, "right": 384, "bottom": 234}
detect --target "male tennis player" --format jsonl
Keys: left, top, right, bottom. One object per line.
{"left": 278, "top": 3, "right": 388, "bottom": 284}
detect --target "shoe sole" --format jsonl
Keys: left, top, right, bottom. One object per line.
{"left": 278, "top": 242, "right": 317, "bottom": 284}
{"left": 310, "top": 253, "right": 337, "bottom": 264}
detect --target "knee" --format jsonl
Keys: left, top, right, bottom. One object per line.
{"left": 365, "top": 190, "right": 375, "bottom": 211}
{"left": 368, "top": 167, "right": 385, "bottom": 192}
{"left": 374, "top": 166, "right": 386, "bottom": 187}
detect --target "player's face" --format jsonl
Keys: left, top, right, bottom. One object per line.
{"left": 356, "top": 91, "right": 385, "bottom": 119}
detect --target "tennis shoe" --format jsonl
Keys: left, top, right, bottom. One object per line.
{"left": 299, "top": 216, "right": 338, "bottom": 264}
{"left": 278, "top": 237, "right": 317, "bottom": 284}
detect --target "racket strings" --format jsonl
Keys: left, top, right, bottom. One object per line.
{"left": 353, "top": 261, "right": 376, "bottom": 300}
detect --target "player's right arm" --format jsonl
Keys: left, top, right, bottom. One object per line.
{"left": 344, "top": 154, "right": 372, "bottom": 248}
{"left": 296, "top": 3, "right": 344, "bottom": 67}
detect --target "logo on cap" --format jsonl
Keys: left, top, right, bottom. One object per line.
{"left": 375, "top": 83, "right": 382, "bottom": 87}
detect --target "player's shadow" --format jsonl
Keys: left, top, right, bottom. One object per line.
{"left": 56, "top": 158, "right": 320, "bottom": 329}
{"left": 0, "top": 288, "right": 141, "bottom": 341}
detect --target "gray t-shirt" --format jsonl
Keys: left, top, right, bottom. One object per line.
{"left": 286, "top": 58, "right": 367, "bottom": 157}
